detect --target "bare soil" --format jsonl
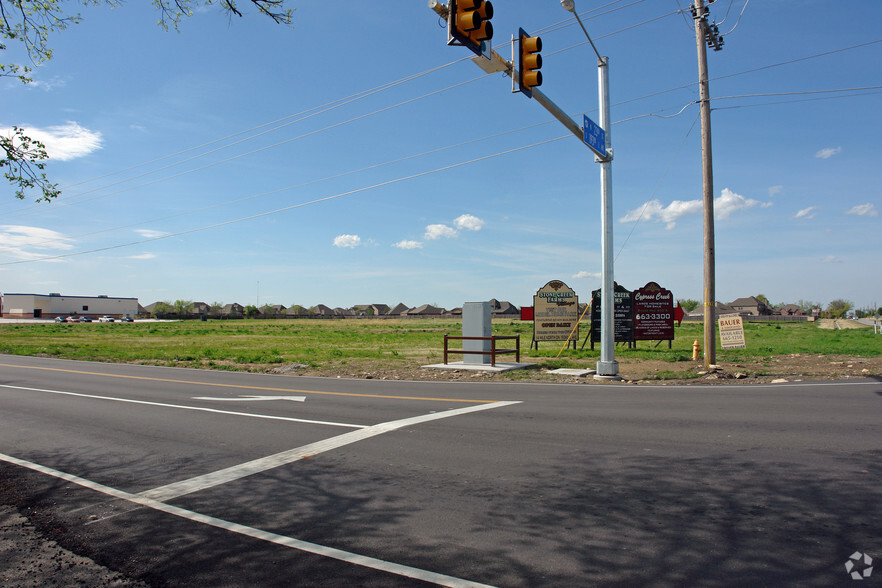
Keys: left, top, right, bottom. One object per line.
{"left": 270, "top": 351, "right": 882, "bottom": 385}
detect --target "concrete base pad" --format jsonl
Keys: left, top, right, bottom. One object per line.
{"left": 422, "top": 361, "right": 535, "bottom": 373}
{"left": 547, "top": 368, "right": 596, "bottom": 377}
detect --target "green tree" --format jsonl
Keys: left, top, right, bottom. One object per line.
{"left": 678, "top": 298, "right": 700, "bottom": 312}
{"left": 796, "top": 299, "right": 823, "bottom": 313}
{"left": 825, "top": 299, "right": 853, "bottom": 319}
{"left": 1, "top": 0, "right": 294, "bottom": 202}
{"left": 755, "top": 294, "right": 771, "bottom": 307}
{"left": 150, "top": 301, "right": 174, "bottom": 316}
{"left": 173, "top": 299, "right": 193, "bottom": 314}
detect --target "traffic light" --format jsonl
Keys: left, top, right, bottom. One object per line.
{"left": 448, "top": 0, "right": 494, "bottom": 57}
{"left": 517, "top": 27, "right": 542, "bottom": 98}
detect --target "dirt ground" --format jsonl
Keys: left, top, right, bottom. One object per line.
{"left": 273, "top": 351, "right": 882, "bottom": 385}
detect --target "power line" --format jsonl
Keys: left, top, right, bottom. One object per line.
{"left": 17, "top": 120, "right": 560, "bottom": 250}
{"left": 1, "top": 135, "right": 572, "bottom": 266}
{"left": 615, "top": 113, "right": 700, "bottom": 262}
{"left": 5, "top": 77, "right": 876, "bottom": 263}
{"left": 4, "top": 4, "right": 688, "bottom": 219}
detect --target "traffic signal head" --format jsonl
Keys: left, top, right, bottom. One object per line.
{"left": 448, "top": 0, "right": 494, "bottom": 56}
{"left": 518, "top": 28, "right": 542, "bottom": 98}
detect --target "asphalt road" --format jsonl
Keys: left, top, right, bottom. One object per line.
{"left": 1, "top": 355, "right": 880, "bottom": 587}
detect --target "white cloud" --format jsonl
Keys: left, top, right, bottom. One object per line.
{"left": 333, "top": 234, "right": 361, "bottom": 248}
{"left": 619, "top": 198, "right": 701, "bottom": 230}
{"left": 424, "top": 224, "right": 457, "bottom": 240}
{"left": 573, "top": 271, "right": 601, "bottom": 279}
{"left": 845, "top": 203, "right": 878, "bottom": 217}
{"left": 794, "top": 206, "right": 817, "bottom": 219}
{"left": 768, "top": 185, "right": 784, "bottom": 197}
{"left": 821, "top": 255, "right": 841, "bottom": 263}
{"left": 715, "top": 188, "right": 771, "bottom": 219}
{"left": 135, "top": 229, "right": 169, "bottom": 239}
{"left": 815, "top": 146, "right": 842, "bottom": 159}
{"left": 9, "top": 122, "right": 103, "bottom": 161}
{"left": 620, "top": 188, "right": 768, "bottom": 229}
{"left": 392, "top": 240, "right": 423, "bottom": 250}
{"left": 0, "top": 224, "right": 74, "bottom": 261}
{"left": 127, "top": 252, "right": 157, "bottom": 260}
{"left": 27, "top": 76, "right": 68, "bottom": 91}
{"left": 454, "top": 214, "right": 485, "bottom": 232}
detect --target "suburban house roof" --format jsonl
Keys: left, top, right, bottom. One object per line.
{"left": 388, "top": 303, "right": 410, "bottom": 315}
{"left": 406, "top": 304, "right": 445, "bottom": 315}
{"left": 489, "top": 299, "right": 520, "bottom": 315}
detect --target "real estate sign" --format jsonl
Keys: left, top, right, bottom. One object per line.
{"left": 533, "top": 280, "right": 579, "bottom": 343}
{"left": 591, "top": 283, "right": 634, "bottom": 343}
{"left": 718, "top": 313, "right": 747, "bottom": 349}
{"left": 633, "top": 282, "right": 675, "bottom": 341}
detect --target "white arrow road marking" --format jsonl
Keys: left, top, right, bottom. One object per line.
{"left": 0, "top": 385, "right": 358, "bottom": 428}
{"left": 193, "top": 395, "right": 306, "bottom": 403}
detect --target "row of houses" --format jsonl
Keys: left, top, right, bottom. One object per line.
{"left": 2, "top": 292, "right": 815, "bottom": 321}
{"left": 143, "top": 299, "right": 522, "bottom": 319}
{"left": 684, "top": 297, "right": 816, "bottom": 320}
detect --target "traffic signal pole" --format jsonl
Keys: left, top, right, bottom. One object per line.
{"left": 595, "top": 54, "right": 618, "bottom": 379}
{"left": 429, "top": 0, "right": 619, "bottom": 379}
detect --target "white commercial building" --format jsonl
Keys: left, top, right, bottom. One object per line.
{"left": 1, "top": 293, "right": 139, "bottom": 319}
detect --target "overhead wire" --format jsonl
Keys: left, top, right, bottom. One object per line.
{"left": 9, "top": 44, "right": 880, "bottom": 252}
{"left": 18, "top": 119, "right": 560, "bottom": 250}
{"left": 0, "top": 135, "right": 573, "bottom": 266}
{"left": 13, "top": 5, "right": 862, "bottom": 219}
{"left": 721, "top": 0, "right": 750, "bottom": 36}
{"left": 2, "top": 72, "right": 491, "bottom": 219}
{"left": 5, "top": 10, "right": 879, "bottom": 262}
{"left": 615, "top": 113, "right": 700, "bottom": 263}
{"left": 4, "top": 1, "right": 673, "bottom": 219}
{"left": 14, "top": 77, "right": 876, "bottom": 267}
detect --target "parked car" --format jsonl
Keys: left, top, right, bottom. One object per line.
{"left": 54, "top": 316, "right": 67, "bottom": 323}
{"left": 121, "top": 315, "right": 134, "bottom": 323}
{"left": 80, "top": 316, "right": 92, "bottom": 323}
{"left": 99, "top": 316, "right": 115, "bottom": 322}
{"left": 65, "top": 316, "right": 81, "bottom": 323}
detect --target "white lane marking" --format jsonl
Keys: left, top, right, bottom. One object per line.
{"left": 0, "top": 384, "right": 364, "bottom": 429}
{"left": 0, "top": 452, "right": 496, "bottom": 588}
{"left": 193, "top": 395, "right": 306, "bottom": 402}
{"left": 140, "top": 401, "right": 521, "bottom": 501}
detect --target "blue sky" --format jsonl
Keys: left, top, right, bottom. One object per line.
{"left": 1, "top": 0, "right": 880, "bottom": 311}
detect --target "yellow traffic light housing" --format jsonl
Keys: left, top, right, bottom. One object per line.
{"left": 517, "top": 27, "right": 542, "bottom": 98}
{"left": 448, "top": 0, "right": 494, "bottom": 57}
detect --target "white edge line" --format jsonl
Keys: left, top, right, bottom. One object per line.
{"left": 0, "top": 451, "right": 496, "bottom": 588}
{"left": 0, "top": 384, "right": 365, "bottom": 429}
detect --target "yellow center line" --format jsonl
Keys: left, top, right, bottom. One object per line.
{"left": 0, "top": 362, "right": 497, "bottom": 404}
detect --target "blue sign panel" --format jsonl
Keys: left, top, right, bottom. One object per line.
{"left": 583, "top": 115, "right": 606, "bottom": 157}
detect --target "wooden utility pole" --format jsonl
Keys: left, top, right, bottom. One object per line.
{"left": 693, "top": 0, "right": 723, "bottom": 368}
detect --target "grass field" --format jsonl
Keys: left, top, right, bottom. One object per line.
{"left": 0, "top": 319, "right": 878, "bottom": 376}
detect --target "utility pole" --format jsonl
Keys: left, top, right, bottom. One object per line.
{"left": 692, "top": 0, "right": 723, "bottom": 369}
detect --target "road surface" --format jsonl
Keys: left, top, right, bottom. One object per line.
{"left": 1, "top": 355, "right": 880, "bottom": 586}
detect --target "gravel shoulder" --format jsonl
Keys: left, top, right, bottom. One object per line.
{"left": 0, "top": 506, "right": 147, "bottom": 587}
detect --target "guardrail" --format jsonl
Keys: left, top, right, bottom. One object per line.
{"left": 443, "top": 335, "right": 520, "bottom": 366}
